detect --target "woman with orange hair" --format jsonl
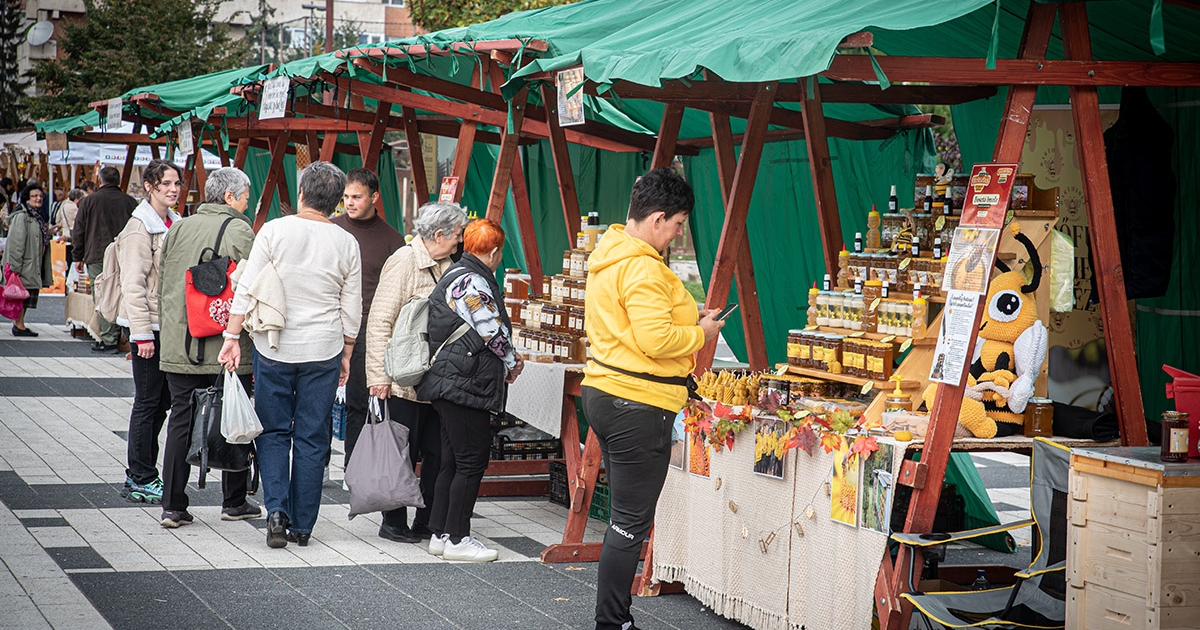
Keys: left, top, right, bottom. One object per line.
{"left": 416, "top": 218, "right": 523, "bottom": 562}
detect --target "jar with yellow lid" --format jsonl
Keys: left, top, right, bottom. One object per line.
{"left": 884, "top": 377, "right": 912, "bottom": 413}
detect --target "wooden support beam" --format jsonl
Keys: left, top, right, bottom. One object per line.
{"left": 822, "top": 55, "right": 1200, "bottom": 88}
{"left": 799, "top": 76, "right": 844, "bottom": 279}
{"left": 485, "top": 88, "right": 528, "bottom": 221}
{"left": 449, "top": 122, "right": 477, "bottom": 204}
{"left": 695, "top": 83, "right": 777, "bottom": 371}
{"left": 216, "top": 138, "right": 230, "bottom": 168}
{"left": 709, "top": 108, "right": 769, "bottom": 371}
{"left": 651, "top": 104, "right": 684, "bottom": 169}
{"left": 994, "top": 2, "right": 1059, "bottom": 161}
{"left": 509, "top": 153, "right": 544, "bottom": 297}
{"left": 361, "top": 102, "right": 392, "bottom": 218}
{"left": 1061, "top": 3, "right": 1148, "bottom": 446}
{"left": 253, "top": 131, "right": 291, "bottom": 232}
{"left": 319, "top": 129, "right": 339, "bottom": 162}
{"left": 120, "top": 122, "right": 141, "bottom": 191}
{"left": 190, "top": 122, "right": 206, "bottom": 209}
{"left": 403, "top": 107, "right": 430, "bottom": 206}
{"left": 540, "top": 84, "right": 582, "bottom": 245}
{"left": 233, "top": 138, "right": 250, "bottom": 170}
{"left": 304, "top": 131, "right": 320, "bottom": 166}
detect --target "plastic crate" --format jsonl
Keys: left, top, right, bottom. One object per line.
{"left": 490, "top": 433, "right": 562, "bottom": 461}
{"left": 588, "top": 483, "right": 610, "bottom": 522}
{"left": 548, "top": 461, "right": 570, "bottom": 507}
{"left": 491, "top": 412, "right": 527, "bottom": 431}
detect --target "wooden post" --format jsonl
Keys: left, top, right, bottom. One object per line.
{"left": 403, "top": 107, "right": 430, "bottom": 206}
{"left": 695, "top": 82, "right": 777, "bottom": 370}
{"left": 708, "top": 110, "right": 769, "bottom": 371}
{"left": 216, "top": 138, "right": 231, "bottom": 168}
{"left": 539, "top": 84, "right": 582, "bottom": 245}
{"left": 120, "top": 122, "right": 141, "bottom": 191}
{"left": 509, "top": 153, "right": 544, "bottom": 296}
{"left": 1061, "top": 2, "right": 1148, "bottom": 446}
{"left": 253, "top": 132, "right": 291, "bottom": 232}
{"left": 877, "top": 5, "right": 1057, "bottom": 629}
{"left": 651, "top": 103, "right": 684, "bottom": 170}
{"left": 191, "top": 123, "right": 206, "bottom": 211}
{"left": 362, "top": 102, "right": 392, "bottom": 219}
{"left": 485, "top": 87, "right": 529, "bottom": 221}
{"left": 233, "top": 138, "right": 251, "bottom": 170}
{"left": 319, "top": 130, "right": 338, "bottom": 163}
{"left": 449, "top": 122, "right": 477, "bottom": 204}
{"left": 799, "top": 76, "right": 844, "bottom": 278}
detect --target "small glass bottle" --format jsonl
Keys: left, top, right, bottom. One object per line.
{"left": 1162, "top": 411, "right": 1190, "bottom": 463}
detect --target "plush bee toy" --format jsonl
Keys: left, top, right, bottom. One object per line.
{"left": 924, "top": 224, "right": 1048, "bottom": 438}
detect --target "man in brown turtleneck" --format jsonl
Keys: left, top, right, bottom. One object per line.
{"left": 332, "top": 168, "right": 407, "bottom": 518}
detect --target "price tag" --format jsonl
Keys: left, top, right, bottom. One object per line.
{"left": 775, "top": 364, "right": 789, "bottom": 376}
{"left": 935, "top": 215, "right": 946, "bottom": 231}
{"left": 804, "top": 325, "right": 818, "bottom": 331}
{"left": 900, "top": 338, "right": 913, "bottom": 352}
{"left": 848, "top": 331, "right": 864, "bottom": 338}
{"left": 106, "top": 98, "right": 123, "bottom": 129}
{"left": 796, "top": 410, "right": 811, "bottom": 419}
{"left": 258, "top": 76, "right": 290, "bottom": 120}
{"left": 879, "top": 335, "right": 896, "bottom": 343}
{"left": 177, "top": 123, "right": 193, "bottom": 157}
{"left": 869, "top": 297, "right": 881, "bottom": 312}
{"left": 860, "top": 380, "right": 876, "bottom": 395}
{"left": 899, "top": 257, "right": 912, "bottom": 270}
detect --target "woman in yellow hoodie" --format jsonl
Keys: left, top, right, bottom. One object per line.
{"left": 582, "top": 167, "right": 724, "bottom": 630}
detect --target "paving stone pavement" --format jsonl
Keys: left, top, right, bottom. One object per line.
{"left": 1, "top": 298, "right": 749, "bottom": 630}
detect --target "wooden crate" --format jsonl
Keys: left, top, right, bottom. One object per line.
{"left": 1066, "top": 447, "right": 1200, "bottom": 630}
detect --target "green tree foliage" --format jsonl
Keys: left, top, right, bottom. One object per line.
{"left": 0, "top": 0, "right": 31, "bottom": 128}
{"left": 408, "top": 0, "right": 570, "bottom": 32}
{"left": 26, "top": 0, "right": 249, "bottom": 121}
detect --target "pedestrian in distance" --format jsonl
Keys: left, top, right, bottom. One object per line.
{"left": 72, "top": 166, "right": 136, "bottom": 352}
{"left": 2, "top": 184, "right": 53, "bottom": 337}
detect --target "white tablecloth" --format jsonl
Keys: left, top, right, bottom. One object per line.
{"left": 504, "top": 361, "right": 573, "bottom": 438}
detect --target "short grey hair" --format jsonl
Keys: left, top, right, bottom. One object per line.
{"left": 412, "top": 201, "right": 468, "bottom": 240}
{"left": 67, "top": 188, "right": 86, "bottom": 201}
{"left": 297, "top": 161, "right": 346, "bottom": 216}
{"left": 204, "top": 167, "right": 251, "bottom": 205}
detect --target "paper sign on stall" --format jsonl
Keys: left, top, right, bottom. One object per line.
{"left": 556, "top": 68, "right": 586, "bottom": 126}
{"left": 106, "top": 98, "right": 123, "bottom": 130}
{"left": 258, "top": 77, "right": 290, "bottom": 120}
{"left": 928, "top": 290, "right": 981, "bottom": 385}
{"left": 438, "top": 176, "right": 459, "bottom": 202}
{"left": 177, "top": 123, "right": 194, "bottom": 157}
{"left": 959, "top": 163, "right": 1018, "bottom": 228}
{"left": 942, "top": 226, "right": 1000, "bottom": 295}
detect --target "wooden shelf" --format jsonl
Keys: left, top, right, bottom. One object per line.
{"left": 776, "top": 363, "right": 920, "bottom": 390}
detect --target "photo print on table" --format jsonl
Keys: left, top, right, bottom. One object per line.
{"left": 830, "top": 440, "right": 859, "bottom": 527}
{"left": 670, "top": 411, "right": 686, "bottom": 471}
{"left": 858, "top": 442, "right": 896, "bottom": 534}
{"left": 752, "top": 417, "right": 787, "bottom": 479}
{"left": 688, "top": 432, "right": 711, "bottom": 478}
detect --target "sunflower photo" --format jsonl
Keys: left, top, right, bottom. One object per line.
{"left": 752, "top": 417, "right": 787, "bottom": 479}
{"left": 830, "top": 440, "right": 859, "bottom": 527}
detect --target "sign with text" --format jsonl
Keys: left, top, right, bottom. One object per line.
{"left": 438, "top": 176, "right": 459, "bottom": 202}
{"left": 960, "top": 163, "right": 1018, "bottom": 228}
{"left": 928, "top": 290, "right": 982, "bottom": 386}
{"left": 258, "top": 77, "right": 290, "bottom": 120}
{"left": 45, "top": 132, "right": 68, "bottom": 152}
{"left": 942, "top": 227, "right": 1000, "bottom": 295}
{"left": 105, "top": 98, "right": 123, "bottom": 130}
{"left": 177, "top": 122, "right": 193, "bottom": 157}
{"left": 555, "top": 68, "right": 586, "bottom": 127}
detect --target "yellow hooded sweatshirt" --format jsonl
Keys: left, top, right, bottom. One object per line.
{"left": 583, "top": 224, "right": 705, "bottom": 411}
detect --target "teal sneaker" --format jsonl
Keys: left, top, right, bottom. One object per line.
{"left": 119, "top": 477, "right": 133, "bottom": 498}
{"left": 127, "top": 478, "right": 163, "bottom": 504}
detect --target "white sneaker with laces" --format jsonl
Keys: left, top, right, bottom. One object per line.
{"left": 428, "top": 533, "right": 449, "bottom": 557}
{"left": 441, "top": 536, "right": 498, "bottom": 562}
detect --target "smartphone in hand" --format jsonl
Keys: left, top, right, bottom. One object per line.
{"left": 714, "top": 303, "right": 739, "bottom": 321}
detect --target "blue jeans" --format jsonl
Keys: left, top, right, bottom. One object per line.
{"left": 252, "top": 350, "right": 340, "bottom": 535}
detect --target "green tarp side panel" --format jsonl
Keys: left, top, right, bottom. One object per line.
{"left": 36, "top": 111, "right": 101, "bottom": 135}
{"left": 119, "top": 64, "right": 273, "bottom": 116}
{"left": 913, "top": 452, "right": 1017, "bottom": 554}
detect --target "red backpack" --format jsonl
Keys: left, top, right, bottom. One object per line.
{"left": 184, "top": 217, "right": 237, "bottom": 364}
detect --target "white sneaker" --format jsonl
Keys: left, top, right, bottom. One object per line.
{"left": 441, "top": 536, "right": 499, "bottom": 562}
{"left": 428, "top": 533, "right": 449, "bottom": 556}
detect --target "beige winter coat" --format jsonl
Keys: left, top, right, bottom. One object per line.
{"left": 365, "top": 235, "right": 452, "bottom": 401}
{"left": 116, "top": 201, "right": 180, "bottom": 342}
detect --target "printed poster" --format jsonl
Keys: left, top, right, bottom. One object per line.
{"left": 438, "top": 176, "right": 459, "bottom": 203}
{"left": 688, "top": 432, "right": 711, "bottom": 478}
{"left": 858, "top": 442, "right": 896, "bottom": 534}
{"left": 830, "top": 440, "right": 858, "bottom": 527}
{"left": 670, "top": 412, "right": 686, "bottom": 470}
{"left": 942, "top": 227, "right": 1000, "bottom": 295}
{"left": 106, "top": 97, "right": 123, "bottom": 129}
{"left": 556, "top": 68, "right": 586, "bottom": 126}
{"left": 929, "top": 290, "right": 982, "bottom": 386}
{"left": 752, "top": 417, "right": 787, "bottom": 480}
{"left": 960, "top": 163, "right": 1018, "bottom": 228}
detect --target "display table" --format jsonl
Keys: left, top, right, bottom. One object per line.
{"left": 1066, "top": 446, "right": 1200, "bottom": 630}
{"left": 651, "top": 434, "right": 908, "bottom": 630}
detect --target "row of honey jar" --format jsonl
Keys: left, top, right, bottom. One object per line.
{"left": 809, "top": 291, "right": 927, "bottom": 338}
{"left": 760, "top": 374, "right": 855, "bottom": 402}
{"left": 507, "top": 300, "right": 586, "bottom": 336}
{"left": 548, "top": 275, "right": 588, "bottom": 306}
{"left": 561, "top": 249, "right": 591, "bottom": 279}
{"left": 513, "top": 327, "right": 588, "bottom": 364}
{"left": 787, "top": 330, "right": 895, "bottom": 381}
{"left": 879, "top": 213, "right": 956, "bottom": 252}
{"left": 844, "top": 252, "right": 946, "bottom": 296}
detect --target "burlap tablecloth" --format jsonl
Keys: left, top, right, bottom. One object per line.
{"left": 654, "top": 434, "right": 908, "bottom": 630}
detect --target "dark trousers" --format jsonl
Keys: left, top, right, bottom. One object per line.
{"left": 126, "top": 330, "right": 170, "bottom": 485}
{"left": 342, "top": 325, "right": 369, "bottom": 466}
{"left": 581, "top": 386, "right": 674, "bottom": 630}
{"left": 382, "top": 397, "right": 441, "bottom": 531}
{"left": 161, "top": 372, "right": 251, "bottom": 512}
{"left": 428, "top": 399, "right": 491, "bottom": 540}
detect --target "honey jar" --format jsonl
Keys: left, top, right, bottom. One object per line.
{"left": 1162, "top": 411, "right": 1190, "bottom": 463}
{"left": 1024, "top": 397, "right": 1054, "bottom": 438}
{"left": 504, "top": 269, "right": 530, "bottom": 300}
{"left": 787, "top": 330, "right": 806, "bottom": 366}
{"left": 884, "top": 377, "right": 912, "bottom": 413}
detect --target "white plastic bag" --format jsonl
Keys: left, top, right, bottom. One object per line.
{"left": 221, "top": 370, "right": 262, "bottom": 444}
{"left": 1049, "top": 229, "right": 1076, "bottom": 313}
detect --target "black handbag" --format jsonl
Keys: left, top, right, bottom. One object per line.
{"left": 186, "top": 384, "right": 258, "bottom": 491}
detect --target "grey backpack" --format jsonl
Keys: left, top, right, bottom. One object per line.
{"left": 384, "top": 269, "right": 469, "bottom": 387}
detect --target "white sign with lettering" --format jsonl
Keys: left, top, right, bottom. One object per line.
{"left": 106, "top": 98, "right": 123, "bottom": 129}
{"left": 177, "top": 122, "right": 193, "bottom": 157}
{"left": 258, "top": 77, "right": 290, "bottom": 120}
